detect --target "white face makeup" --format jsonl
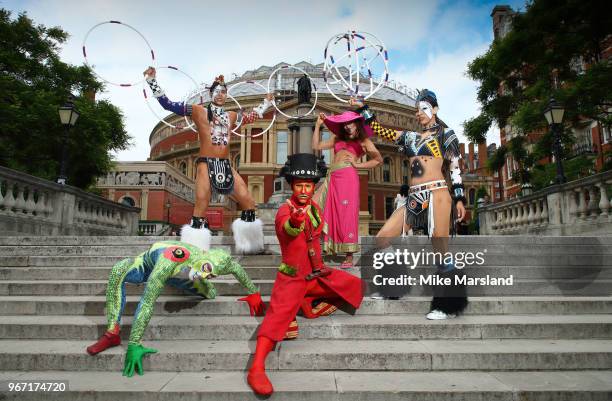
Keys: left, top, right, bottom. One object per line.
{"left": 211, "top": 85, "right": 226, "bottom": 104}
{"left": 418, "top": 101, "right": 434, "bottom": 119}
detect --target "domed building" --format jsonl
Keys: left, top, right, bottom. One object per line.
{"left": 97, "top": 61, "right": 495, "bottom": 235}
{"left": 147, "top": 61, "right": 420, "bottom": 234}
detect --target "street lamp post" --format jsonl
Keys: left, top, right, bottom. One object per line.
{"left": 57, "top": 96, "right": 80, "bottom": 185}
{"left": 165, "top": 200, "right": 171, "bottom": 224}
{"left": 543, "top": 97, "right": 566, "bottom": 184}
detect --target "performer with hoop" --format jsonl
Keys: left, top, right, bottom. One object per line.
{"left": 143, "top": 67, "right": 273, "bottom": 254}
{"left": 312, "top": 111, "right": 382, "bottom": 268}
{"left": 352, "top": 91, "right": 468, "bottom": 320}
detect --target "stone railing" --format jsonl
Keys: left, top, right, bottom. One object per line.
{"left": 138, "top": 221, "right": 171, "bottom": 236}
{"left": 0, "top": 166, "right": 140, "bottom": 236}
{"left": 479, "top": 170, "right": 612, "bottom": 235}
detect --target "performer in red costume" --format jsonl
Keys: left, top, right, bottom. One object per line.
{"left": 247, "top": 153, "right": 363, "bottom": 396}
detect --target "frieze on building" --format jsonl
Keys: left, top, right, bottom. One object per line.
{"left": 96, "top": 162, "right": 194, "bottom": 202}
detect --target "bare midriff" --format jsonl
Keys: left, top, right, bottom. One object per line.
{"left": 333, "top": 149, "right": 362, "bottom": 164}
{"left": 198, "top": 135, "right": 230, "bottom": 159}
{"left": 409, "top": 155, "right": 445, "bottom": 186}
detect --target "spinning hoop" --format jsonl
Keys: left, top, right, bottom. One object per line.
{"left": 266, "top": 65, "right": 318, "bottom": 119}
{"left": 323, "top": 30, "right": 389, "bottom": 103}
{"left": 227, "top": 81, "right": 276, "bottom": 137}
{"left": 142, "top": 66, "right": 202, "bottom": 133}
{"left": 83, "top": 20, "right": 156, "bottom": 87}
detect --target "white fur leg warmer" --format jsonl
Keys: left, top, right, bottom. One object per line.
{"left": 231, "top": 218, "right": 264, "bottom": 254}
{"left": 180, "top": 224, "right": 212, "bottom": 251}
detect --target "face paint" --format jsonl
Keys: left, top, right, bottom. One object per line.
{"left": 291, "top": 179, "right": 315, "bottom": 205}
{"left": 212, "top": 85, "right": 224, "bottom": 98}
{"left": 418, "top": 101, "right": 434, "bottom": 119}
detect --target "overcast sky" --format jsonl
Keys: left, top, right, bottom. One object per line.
{"left": 4, "top": 0, "right": 525, "bottom": 161}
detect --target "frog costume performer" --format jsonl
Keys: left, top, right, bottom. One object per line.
{"left": 85, "top": 241, "right": 264, "bottom": 377}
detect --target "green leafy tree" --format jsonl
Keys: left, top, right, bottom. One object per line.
{"left": 0, "top": 9, "right": 131, "bottom": 189}
{"left": 464, "top": 0, "right": 612, "bottom": 183}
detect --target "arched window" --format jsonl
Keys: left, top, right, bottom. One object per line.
{"left": 120, "top": 196, "right": 135, "bottom": 207}
{"left": 402, "top": 160, "right": 409, "bottom": 185}
{"left": 469, "top": 188, "right": 476, "bottom": 205}
{"left": 234, "top": 153, "right": 241, "bottom": 170}
{"left": 383, "top": 157, "right": 391, "bottom": 183}
{"left": 179, "top": 161, "right": 187, "bottom": 176}
{"left": 276, "top": 131, "right": 288, "bottom": 164}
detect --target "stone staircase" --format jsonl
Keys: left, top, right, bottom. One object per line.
{"left": 0, "top": 235, "right": 611, "bottom": 400}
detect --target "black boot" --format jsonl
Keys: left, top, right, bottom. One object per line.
{"left": 191, "top": 216, "right": 210, "bottom": 229}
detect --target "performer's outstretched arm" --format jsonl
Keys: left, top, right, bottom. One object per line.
{"left": 122, "top": 267, "right": 170, "bottom": 377}
{"left": 219, "top": 259, "right": 265, "bottom": 316}
{"left": 233, "top": 93, "right": 274, "bottom": 125}
{"left": 350, "top": 98, "right": 406, "bottom": 143}
{"left": 128, "top": 268, "right": 170, "bottom": 345}
{"left": 143, "top": 66, "right": 193, "bottom": 116}
{"left": 215, "top": 259, "right": 259, "bottom": 295}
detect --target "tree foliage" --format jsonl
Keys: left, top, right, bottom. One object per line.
{"left": 0, "top": 9, "right": 131, "bottom": 189}
{"left": 464, "top": 0, "right": 612, "bottom": 153}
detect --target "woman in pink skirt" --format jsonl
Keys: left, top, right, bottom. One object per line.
{"left": 312, "top": 112, "right": 383, "bottom": 268}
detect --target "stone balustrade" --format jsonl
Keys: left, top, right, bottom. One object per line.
{"left": 479, "top": 170, "right": 612, "bottom": 235}
{"left": 0, "top": 166, "right": 140, "bottom": 236}
{"left": 138, "top": 221, "right": 171, "bottom": 236}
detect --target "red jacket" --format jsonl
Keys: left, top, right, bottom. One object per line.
{"left": 257, "top": 199, "right": 363, "bottom": 341}
{"left": 275, "top": 200, "right": 325, "bottom": 277}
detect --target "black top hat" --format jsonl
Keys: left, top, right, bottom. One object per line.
{"left": 279, "top": 153, "right": 327, "bottom": 184}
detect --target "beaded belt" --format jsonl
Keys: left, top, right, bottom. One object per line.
{"left": 409, "top": 179, "right": 447, "bottom": 194}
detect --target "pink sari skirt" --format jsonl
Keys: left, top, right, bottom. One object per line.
{"left": 319, "top": 162, "right": 360, "bottom": 254}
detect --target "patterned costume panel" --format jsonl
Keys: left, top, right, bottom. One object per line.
{"left": 196, "top": 157, "right": 234, "bottom": 194}
{"left": 104, "top": 241, "right": 257, "bottom": 345}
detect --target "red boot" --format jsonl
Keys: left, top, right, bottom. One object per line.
{"left": 86, "top": 331, "right": 121, "bottom": 355}
{"left": 247, "top": 370, "right": 273, "bottom": 396}
{"left": 247, "top": 336, "right": 275, "bottom": 395}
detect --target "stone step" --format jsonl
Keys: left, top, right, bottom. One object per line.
{"left": 0, "top": 279, "right": 274, "bottom": 296}
{"left": 1, "top": 235, "right": 610, "bottom": 246}
{"left": 2, "top": 279, "right": 612, "bottom": 296}
{"left": 2, "top": 314, "right": 611, "bottom": 341}
{"left": 3, "top": 265, "right": 611, "bottom": 281}
{"left": 0, "top": 254, "right": 285, "bottom": 267}
{"left": 2, "top": 242, "right": 612, "bottom": 257}
{"left": 2, "top": 370, "right": 611, "bottom": 401}
{"left": 2, "top": 252, "right": 610, "bottom": 268}
{"left": 2, "top": 295, "right": 612, "bottom": 316}
{"left": 1, "top": 339, "right": 611, "bottom": 371}
{"left": 0, "top": 236, "right": 274, "bottom": 246}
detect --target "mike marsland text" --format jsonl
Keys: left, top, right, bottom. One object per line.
{"left": 372, "top": 274, "right": 514, "bottom": 286}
